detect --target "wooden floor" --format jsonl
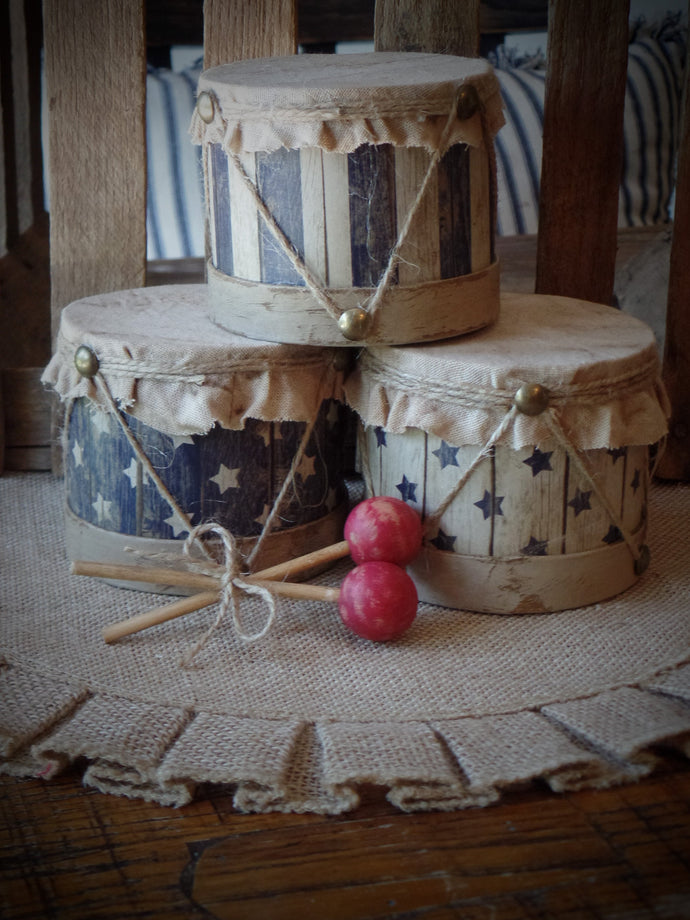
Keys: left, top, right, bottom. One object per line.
{"left": 3, "top": 757, "right": 690, "bottom": 919}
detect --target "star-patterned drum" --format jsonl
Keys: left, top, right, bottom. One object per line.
{"left": 191, "top": 53, "right": 505, "bottom": 346}
{"left": 43, "top": 285, "right": 354, "bottom": 592}
{"left": 344, "top": 292, "right": 670, "bottom": 613}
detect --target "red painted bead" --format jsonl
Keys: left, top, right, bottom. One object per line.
{"left": 338, "top": 561, "right": 418, "bottom": 642}
{"left": 344, "top": 496, "right": 422, "bottom": 567}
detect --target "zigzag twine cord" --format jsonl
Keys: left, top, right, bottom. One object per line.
{"left": 91, "top": 367, "right": 335, "bottom": 661}
{"left": 364, "top": 404, "right": 643, "bottom": 562}
{"left": 223, "top": 90, "right": 471, "bottom": 331}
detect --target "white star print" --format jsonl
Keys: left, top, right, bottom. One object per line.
{"left": 210, "top": 463, "right": 241, "bottom": 495}
{"left": 72, "top": 440, "right": 84, "bottom": 468}
{"left": 89, "top": 409, "right": 111, "bottom": 437}
{"left": 254, "top": 504, "right": 271, "bottom": 527}
{"left": 296, "top": 453, "right": 317, "bottom": 481}
{"left": 164, "top": 513, "right": 189, "bottom": 538}
{"left": 255, "top": 422, "right": 282, "bottom": 448}
{"left": 169, "top": 433, "right": 195, "bottom": 451}
{"left": 92, "top": 493, "right": 113, "bottom": 523}
{"left": 123, "top": 458, "right": 139, "bottom": 488}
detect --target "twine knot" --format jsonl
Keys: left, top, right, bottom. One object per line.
{"left": 181, "top": 523, "right": 277, "bottom": 666}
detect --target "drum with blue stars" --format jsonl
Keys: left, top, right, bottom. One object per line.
{"left": 344, "top": 291, "right": 669, "bottom": 614}
{"left": 43, "top": 285, "right": 354, "bottom": 589}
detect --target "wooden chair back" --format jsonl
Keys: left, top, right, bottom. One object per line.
{"left": 40, "top": 0, "right": 689, "bottom": 478}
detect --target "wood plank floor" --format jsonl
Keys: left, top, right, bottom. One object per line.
{"left": 3, "top": 758, "right": 690, "bottom": 919}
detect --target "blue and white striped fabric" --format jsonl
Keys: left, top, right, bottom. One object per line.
{"left": 146, "top": 64, "right": 205, "bottom": 260}
{"left": 144, "top": 26, "right": 686, "bottom": 256}
{"left": 493, "top": 24, "right": 686, "bottom": 236}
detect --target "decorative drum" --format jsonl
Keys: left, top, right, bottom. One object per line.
{"left": 43, "top": 285, "right": 353, "bottom": 592}
{"left": 344, "top": 292, "right": 670, "bottom": 613}
{"left": 190, "top": 53, "right": 504, "bottom": 347}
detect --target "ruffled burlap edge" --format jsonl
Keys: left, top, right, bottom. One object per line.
{"left": 2, "top": 656, "right": 690, "bottom": 812}
{"left": 3, "top": 473, "right": 690, "bottom": 814}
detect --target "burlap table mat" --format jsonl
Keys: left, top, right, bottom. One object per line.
{"left": 2, "top": 473, "right": 689, "bottom": 813}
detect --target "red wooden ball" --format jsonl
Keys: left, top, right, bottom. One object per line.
{"left": 338, "top": 561, "right": 418, "bottom": 642}
{"left": 344, "top": 496, "right": 423, "bottom": 567}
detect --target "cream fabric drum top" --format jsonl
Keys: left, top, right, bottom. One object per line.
{"left": 345, "top": 292, "right": 669, "bottom": 452}
{"left": 190, "top": 53, "right": 504, "bottom": 155}
{"left": 44, "top": 285, "right": 347, "bottom": 436}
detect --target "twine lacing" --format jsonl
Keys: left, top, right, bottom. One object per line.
{"left": 363, "top": 403, "right": 645, "bottom": 565}
{"left": 180, "top": 523, "right": 277, "bottom": 666}
{"left": 222, "top": 90, "right": 478, "bottom": 334}
{"left": 85, "top": 366, "right": 335, "bottom": 657}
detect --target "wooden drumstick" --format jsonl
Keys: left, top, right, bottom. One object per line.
{"left": 100, "top": 580, "right": 340, "bottom": 645}
{"left": 101, "top": 564, "right": 417, "bottom": 646}
{"left": 79, "top": 496, "right": 423, "bottom": 643}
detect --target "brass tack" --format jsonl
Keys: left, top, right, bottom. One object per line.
{"left": 456, "top": 84, "right": 480, "bottom": 120}
{"left": 514, "top": 383, "right": 550, "bottom": 416}
{"left": 338, "top": 308, "right": 371, "bottom": 342}
{"left": 634, "top": 544, "right": 650, "bottom": 576}
{"left": 74, "top": 345, "right": 99, "bottom": 379}
{"left": 196, "top": 91, "right": 215, "bottom": 124}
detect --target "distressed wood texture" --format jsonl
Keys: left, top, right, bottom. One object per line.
{"left": 203, "top": 0, "right": 297, "bottom": 68}
{"left": 43, "top": 0, "right": 147, "bottom": 339}
{"left": 657, "top": 49, "right": 690, "bottom": 481}
{"left": 374, "top": 0, "right": 480, "bottom": 55}
{"left": 363, "top": 427, "right": 648, "bottom": 613}
{"left": 3, "top": 765, "right": 690, "bottom": 919}
{"left": 535, "top": 0, "right": 630, "bottom": 305}
{"left": 0, "top": 368, "right": 52, "bottom": 471}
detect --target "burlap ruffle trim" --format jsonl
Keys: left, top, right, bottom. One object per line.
{"left": 3, "top": 658, "right": 689, "bottom": 812}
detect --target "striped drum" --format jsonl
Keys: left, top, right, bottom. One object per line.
{"left": 190, "top": 53, "right": 505, "bottom": 346}
{"left": 344, "top": 293, "right": 669, "bottom": 613}
{"left": 43, "top": 286, "right": 353, "bottom": 592}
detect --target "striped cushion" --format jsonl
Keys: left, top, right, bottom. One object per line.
{"left": 145, "top": 65, "right": 205, "bottom": 260}
{"left": 494, "top": 25, "right": 687, "bottom": 236}
{"left": 145, "top": 28, "right": 686, "bottom": 257}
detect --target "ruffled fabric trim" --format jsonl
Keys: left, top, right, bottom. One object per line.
{"left": 3, "top": 661, "right": 690, "bottom": 811}
{"left": 345, "top": 365, "right": 670, "bottom": 451}
{"left": 190, "top": 53, "right": 505, "bottom": 155}
{"left": 344, "top": 292, "right": 671, "bottom": 450}
{"left": 41, "top": 285, "right": 347, "bottom": 436}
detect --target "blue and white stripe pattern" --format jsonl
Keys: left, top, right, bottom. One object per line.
{"left": 493, "top": 24, "right": 686, "bottom": 235}
{"left": 146, "top": 64, "right": 205, "bottom": 260}
{"left": 207, "top": 140, "right": 492, "bottom": 287}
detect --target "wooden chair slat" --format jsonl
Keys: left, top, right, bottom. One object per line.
{"left": 535, "top": 0, "right": 630, "bottom": 306}
{"left": 374, "top": 0, "right": 480, "bottom": 55}
{"left": 203, "top": 0, "right": 297, "bottom": 68}
{"left": 658, "top": 50, "right": 690, "bottom": 480}
{"left": 43, "top": 0, "right": 147, "bottom": 340}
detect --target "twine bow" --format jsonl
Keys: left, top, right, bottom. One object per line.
{"left": 181, "top": 523, "right": 277, "bottom": 666}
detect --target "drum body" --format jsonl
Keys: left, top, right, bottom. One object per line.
{"left": 43, "top": 285, "right": 353, "bottom": 592}
{"left": 345, "top": 292, "right": 669, "bottom": 613}
{"left": 191, "top": 53, "right": 504, "bottom": 346}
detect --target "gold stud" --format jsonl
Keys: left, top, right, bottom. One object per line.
{"left": 456, "top": 84, "right": 480, "bottom": 120}
{"left": 514, "top": 383, "right": 550, "bottom": 416}
{"left": 338, "top": 308, "right": 371, "bottom": 342}
{"left": 74, "top": 345, "right": 99, "bottom": 378}
{"left": 196, "top": 91, "right": 215, "bottom": 124}
{"left": 634, "top": 544, "right": 650, "bottom": 576}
